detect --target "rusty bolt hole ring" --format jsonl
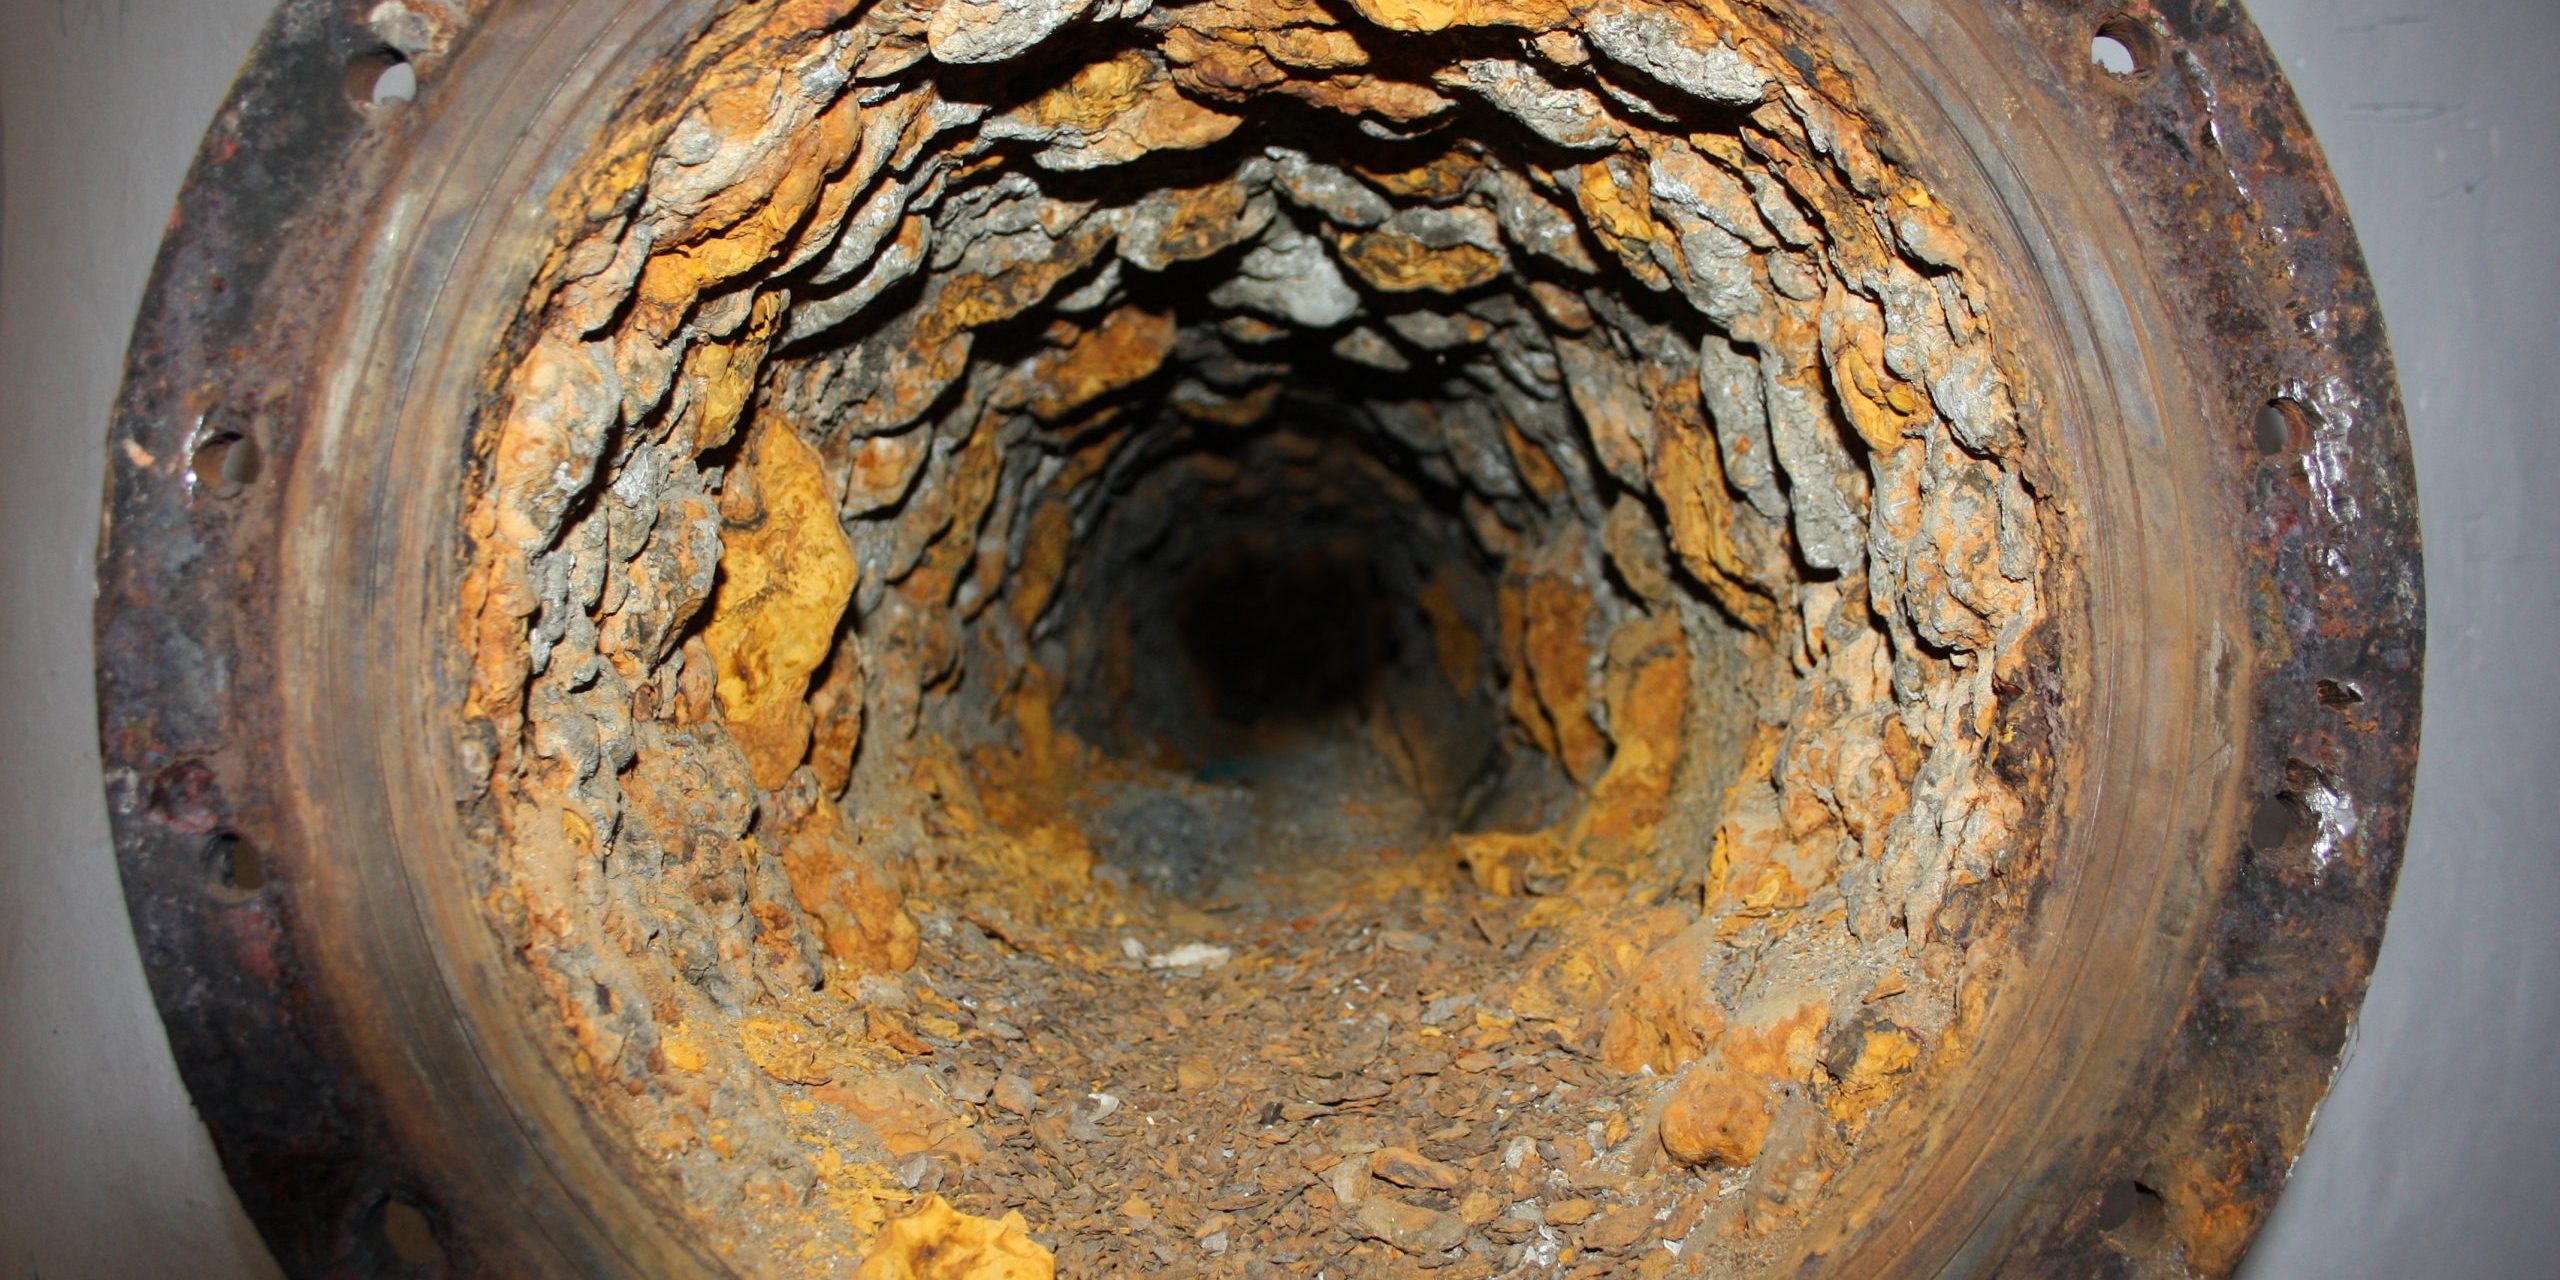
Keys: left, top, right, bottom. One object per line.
{"left": 186, "top": 424, "right": 261, "bottom": 499}
{"left": 95, "top": 0, "right": 2420, "bottom": 1276}
{"left": 367, "top": 1193, "right": 449, "bottom": 1274}
{"left": 202, "top": 829, "right": 267, "bottom": 899}
{"left": 2090, "top": 14, "right": 2166, "bottom": 81}
{"left": 344, "top": 47, "right": 416, "bottom": 109}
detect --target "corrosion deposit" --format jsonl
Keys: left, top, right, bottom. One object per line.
{"left": 452, "top": 0, "right": 2061, "bottom": 1272}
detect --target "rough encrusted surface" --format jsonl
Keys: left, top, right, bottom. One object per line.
{"left": 451, "top": 0, "right": 2054, "bottom": 1271}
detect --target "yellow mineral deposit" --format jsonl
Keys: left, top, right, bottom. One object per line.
{"left": 455, "top": 0, "right": 2056, "bottom": 1270}
{"left": 857, "top": 1197, "right": 1054, "bottom": 1280}
{"left": 701, "top": 417, "right": 858, "bottom": 790}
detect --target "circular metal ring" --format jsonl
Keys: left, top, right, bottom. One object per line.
{"left": 97, "top": 0, "right": 2421, "bottom": 1274}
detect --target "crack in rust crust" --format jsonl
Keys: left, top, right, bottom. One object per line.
{"left": 94, "top": 0, "right": 2419, "bottom": 1276}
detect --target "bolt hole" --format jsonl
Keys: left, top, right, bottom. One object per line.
{"left": 2090, "top": 17, "right": 2160, "bottom": 79}
{"left": 205, "top": 831, "right": 267, "bottom": 896}
{"left": 2254, "top": 397, "right": 2314, "bottom": 456}
{"left": 2094, "top": 1178, "right": 2167, "bottom": 1231}
{"left": 369, "top": 1194, "right": 445, "bottom": 1271}
{"left": 2249, "top": 793, "right": 2302, "bottom": 851}
{"left": 346, "top": 48, "right": 417, "bottom": 108}
{"left": 188, "top": 430, "right": 262, "bottom": 497}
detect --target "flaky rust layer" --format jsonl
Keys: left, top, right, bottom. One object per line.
{"left": 449, "top": 0, "right": 2062, "bottom": 1271}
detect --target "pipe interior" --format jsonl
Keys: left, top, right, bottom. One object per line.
{"left": 453, "top": 0, "right": 2056, "bottom": 1271}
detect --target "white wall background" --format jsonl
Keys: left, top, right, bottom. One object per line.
{"left": 1, "top": 1, "right": 2550, "bottom": 1276}
{"left": 1, "top": 2, "right": 287, "bottom": 1277}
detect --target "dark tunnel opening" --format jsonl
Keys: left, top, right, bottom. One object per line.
{"left": 1174, "top": 532, "right": 1388, "bottom": 734}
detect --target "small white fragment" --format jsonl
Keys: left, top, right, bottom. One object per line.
{"left": 2304, "top": 780, "right": 2360, "bottom": 880}
{"left": 1145, "top": 942, "right": 1234, "bottom": 970}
